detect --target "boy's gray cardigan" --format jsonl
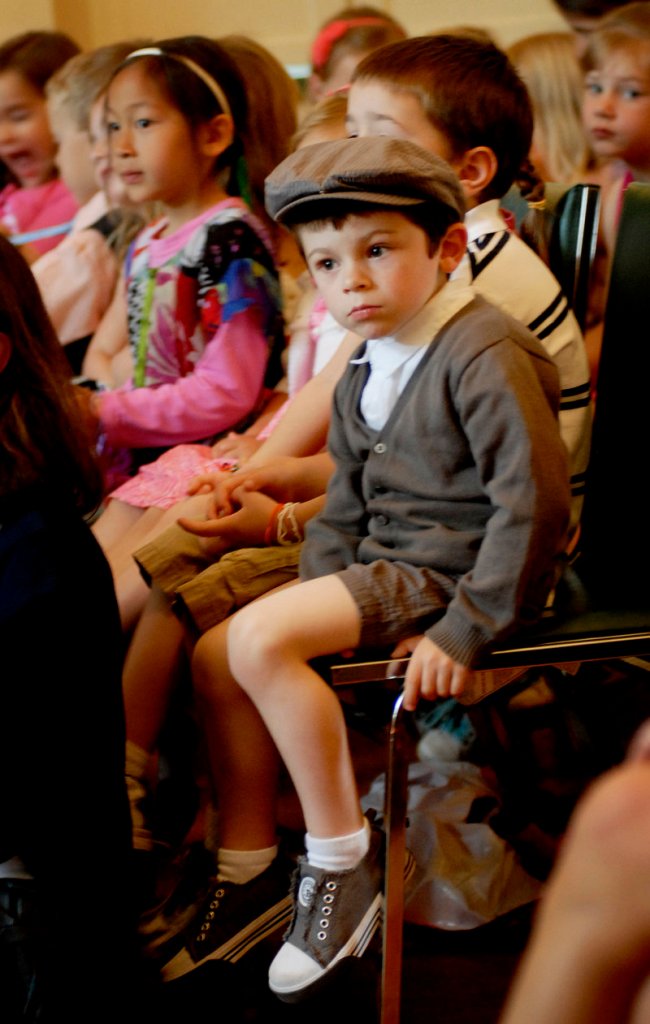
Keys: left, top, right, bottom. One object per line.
{"left": 300, "top": 295, "right": 571, "bottom": 667}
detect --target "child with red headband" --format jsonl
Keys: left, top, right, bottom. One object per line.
{"left": 307, "top": 5, "right": 407, "bottom": 102}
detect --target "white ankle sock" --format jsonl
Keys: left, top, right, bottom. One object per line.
{"left": 305, "top": 819, "right": 370, "bottom": 872}
{"left": 217, "top": 845, "right": 277, "bottom": 885}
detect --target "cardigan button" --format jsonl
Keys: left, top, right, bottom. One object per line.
{"left": 373, "top": 442, "right": 387, "bottom": 454}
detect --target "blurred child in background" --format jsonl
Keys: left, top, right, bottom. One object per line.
{"left": 32, "top": 41, "right": 151, "bottom": 374}
{"left": 581, "top": 1, "right": 650, "bottom": 383}
{"left": 0, "top": 31, "right": 80, "bottom": 261}
{"left": 508, "top": 32, "right": 592, "bottom": 184}
{"left": 307, "top": 4, "right": 407, "bottom": 102}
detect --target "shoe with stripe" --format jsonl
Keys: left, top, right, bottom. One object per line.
{"left": 269, "top": 825, "right": 415, "bottom": 1003}
{"left": 161, "top": 853, "right": 293, "bottom": 981}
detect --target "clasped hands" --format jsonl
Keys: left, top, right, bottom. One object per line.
{"left": 176, "top": 455, "right": 307, "bottom": 556}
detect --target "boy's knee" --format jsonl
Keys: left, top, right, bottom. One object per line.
{"left": 227, "top": 603, "right": 281, "bottom": 687}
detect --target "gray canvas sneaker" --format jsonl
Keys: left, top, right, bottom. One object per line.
{"left": 269, "top": 825, "right": 415, "bottom": 1002}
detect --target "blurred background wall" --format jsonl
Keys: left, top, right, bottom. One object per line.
{"left": 2, "top": 0, "right": 568, "bottom": 75}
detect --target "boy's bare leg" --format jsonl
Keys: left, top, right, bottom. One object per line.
{"left": 499, "top": 753, "right": 650, "bottom": 1024}
{"left": 193, "top": 615, "right": 282, "bottom": 851}
{"left": 227, "top": 575, "right": 364, "bottom": 840}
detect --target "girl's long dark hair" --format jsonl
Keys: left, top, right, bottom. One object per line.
{"left": 0, "top": 237, "right": 103, "bottom": 514}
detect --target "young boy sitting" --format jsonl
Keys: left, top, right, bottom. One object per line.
{"left": 162, "top": 136, "right": 571, "bottom": 1001}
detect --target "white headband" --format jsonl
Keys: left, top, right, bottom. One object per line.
{"left": 125, "top": 47, "right": 232, "bottom": 120}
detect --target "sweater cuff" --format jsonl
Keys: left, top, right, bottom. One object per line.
{"left": 425, "top": 610, "right": 493, "bottom": 668}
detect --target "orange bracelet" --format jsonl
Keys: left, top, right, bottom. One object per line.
{"left": 264, "top": 502, "right": 285, "bottom": 545}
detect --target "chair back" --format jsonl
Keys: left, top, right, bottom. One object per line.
{"left": 502, "top": 182, "right": 601, "bottom": 332}
{"left": 544, "top": 182, "right": 601, "bottom": 334}
{"left": 577, "top": 182, "right": 650, "bottom": 601}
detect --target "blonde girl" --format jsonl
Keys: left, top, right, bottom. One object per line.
{"left": 32, "top": 41, "right": 151, "bottom": 374}
{"left": 583, "top": 2, "right": 650, "bottom": 183}
{"left": 581, "top": 2, "right": 650, "bottom": 381}
{"left": 508, "top": 32, "right": 592, "bottom": 183}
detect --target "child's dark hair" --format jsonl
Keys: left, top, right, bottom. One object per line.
{"left": 0, "top": 237, "right": 103, "bottom": 513}
{"left": 554, "top": 0, "right": 635, "bottom": 14}
{"left": 582, "top": 1, "right": 650, "bottom": 71}
{"left": 219, "top": 35, "right": 299, "bottom": 230}
{"left": 109, "top": 36, "right": 249, "bottom": 199}
{"left": 352, "top": 34, "right": 534, "bottom": 201}
{"left": 0, "top": 30, "right": 80, "bottom": 91}
{"left": 285, "top": 198, "right": 459, "bottom": 254}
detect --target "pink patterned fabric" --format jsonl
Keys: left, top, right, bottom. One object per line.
{"left": 108, "top": 444, "right": 236, "bottom": 510}
{"left": 97, "top": 198, "right": 282, "bottom": 449}
{"left": 0, "top": 179, "right": 78, "bottom": 255}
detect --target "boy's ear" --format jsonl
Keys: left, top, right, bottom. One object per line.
{"left": 438, "top": 222, "right": 468, "bottom": 274}
{"left": 0, "top": 331, "right": 12, "bottom": 374}
{"left": 453, "top": 146, "right": 498, "bottom": 200}
{"left": 199, "top": 113, "right": 235, "bottom": 158}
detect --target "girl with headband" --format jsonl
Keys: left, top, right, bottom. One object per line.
{"left": 83, "top": 36, "right": 285, "bottom": 496}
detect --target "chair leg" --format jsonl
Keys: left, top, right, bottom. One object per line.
{"left": 380, "top": 692, "right": 411, "bottom": 1024}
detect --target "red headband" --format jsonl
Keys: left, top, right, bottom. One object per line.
{"left": 311, "top": 17, "right": 389, "bottom": 73}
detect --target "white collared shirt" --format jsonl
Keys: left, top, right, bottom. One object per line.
{"left": 351, "top": 277, "right": 474, "bottom": 430}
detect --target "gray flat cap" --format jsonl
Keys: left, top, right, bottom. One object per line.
{"left": 265, "top": 136, "right": 466, "bottom": 224}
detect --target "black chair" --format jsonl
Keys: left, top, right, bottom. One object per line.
{"left": 501, "top": 181, "right": 601, "bottom": 332}
{"left": 326, "top": 182, "right": 650, "bottom": 1024}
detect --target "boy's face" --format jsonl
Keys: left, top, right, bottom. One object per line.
{"left": 347, "top": 80, "right": 456, "bottom": 164}
{"left": 298, "top": 209, "right": 465, "bottom": 341}
{"left": 49, "top": 103, "right": 97, "bottom": 205}
{"left": 89, "top": 95, "right": 129, "bottom": 207}
{"left": 583, "top": 46, "right": 650, "bottom": 174}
